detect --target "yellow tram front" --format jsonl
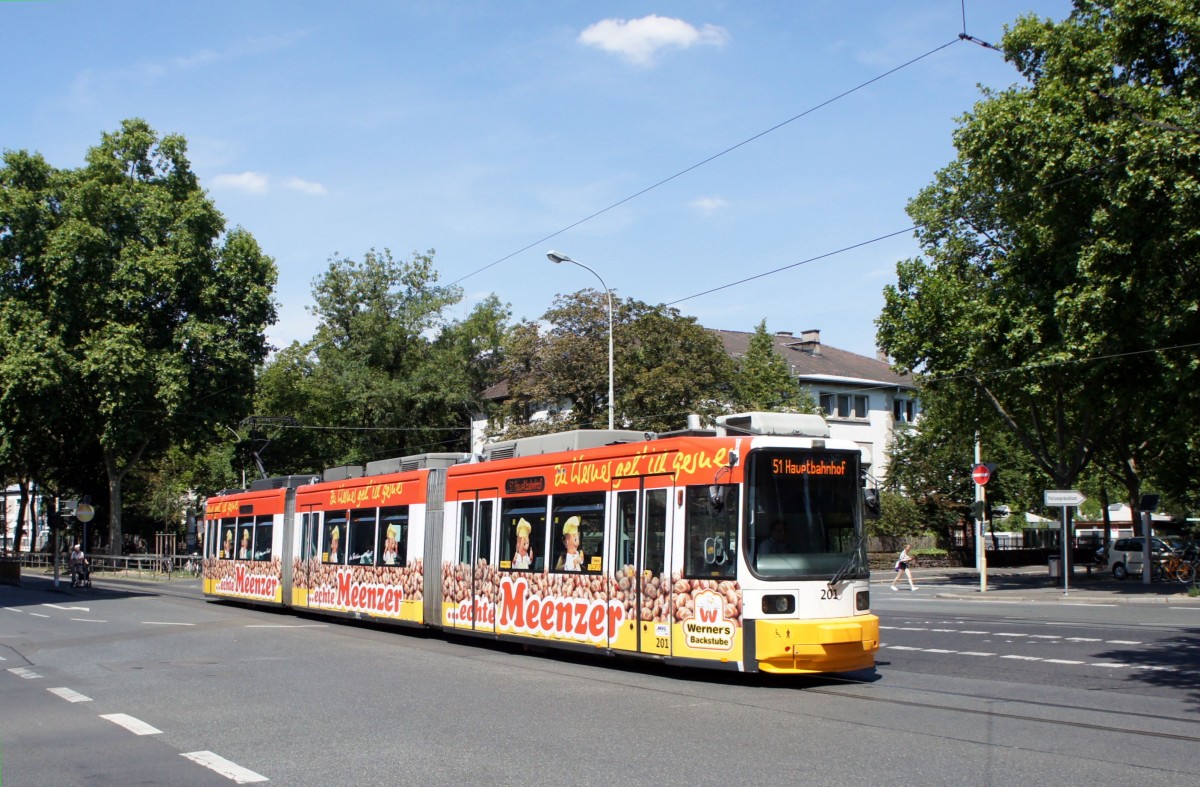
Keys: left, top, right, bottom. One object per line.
{"left": 731, "top": 438, "right": 879, "bottom": 674}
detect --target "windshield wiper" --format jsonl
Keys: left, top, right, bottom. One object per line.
{"left": 827, "top": 534, "right": 866, "bottom": 588}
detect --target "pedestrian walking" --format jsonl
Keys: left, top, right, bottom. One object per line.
{"left": 891, "top": 543, "right": 918, "bottom": 591}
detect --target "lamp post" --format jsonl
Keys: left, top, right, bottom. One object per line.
{"left": 546, "top": 250, "right": 614, "bottom": 430}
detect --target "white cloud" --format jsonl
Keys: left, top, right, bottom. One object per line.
{"left": 211, "top": 171, "right": 270, "bottom": 195}
{"left": 282, "top": 177, "right": 327, "bottom": 196}
{"left": 578, "top": 15, "right": 729, "bottom": 66}
{"left": 690, "top": 196, "right": 728, "bottom": 215}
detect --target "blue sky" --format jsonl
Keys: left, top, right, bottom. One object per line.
{"left": 4, "top": 0, "right": 1073, "bottom": 359}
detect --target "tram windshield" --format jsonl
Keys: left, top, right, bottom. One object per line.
{"left": 747, "top": 449, "right": 864, "bottom": 579}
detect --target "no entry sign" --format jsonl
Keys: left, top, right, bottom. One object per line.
{"left": 971, "top": 463, "right": 991, "bottom": 485}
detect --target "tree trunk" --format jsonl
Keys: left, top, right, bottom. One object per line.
{"left": 14, "top": 480, "right": 30, "bottom": 555}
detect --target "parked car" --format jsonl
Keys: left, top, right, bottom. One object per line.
{"left": 1107, "top": 537, "right": 1173, "bottom": 580}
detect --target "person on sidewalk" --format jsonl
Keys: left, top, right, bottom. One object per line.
{"left": 891, "top": 543, "right": 918, "bottom": 591}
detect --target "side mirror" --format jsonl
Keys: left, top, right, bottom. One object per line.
{"left": 708, "top": 486, "right": 725, "bottom": 514}
{"left": 863, "top": 488, "right": 881, "bottom": 519}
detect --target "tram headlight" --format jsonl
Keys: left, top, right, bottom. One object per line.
{"left": 856, "top": 589, "right": 870, "bottom": 611}
{"left": 762, "top": 594, "right": 795, "bottom": 614}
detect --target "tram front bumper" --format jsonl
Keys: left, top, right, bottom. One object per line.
{"left": 754, "top": 614, "right": 879, "bottom": 674}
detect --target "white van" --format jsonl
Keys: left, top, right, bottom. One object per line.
{"left": 1107, "top": 537, "right": 1172, "bottom": 579}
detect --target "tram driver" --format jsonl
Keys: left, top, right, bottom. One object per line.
{"left": 759, "top": 520, "right": 790, "bottom": 555}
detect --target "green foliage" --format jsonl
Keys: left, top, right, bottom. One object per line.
{"left": 732, "top": 320, "right": 817, "bottom": 413}
{"left": 868, "top": 490, "right": 932, "bottom": 540}
{"left": 1, "top": 119, "right": 277, "bottom": 553}
{"left": 877, "top": 2, "right": 1200, "bottom": 515}
{"left": 255, "top": 249, "right": 502, "bottom": 473}
{"left": 497, "top": 292, "right": 735, "bottom": 437}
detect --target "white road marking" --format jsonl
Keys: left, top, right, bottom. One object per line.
{"left": 1091, "top": 662, "right": 1130, "bottom": 669}
{"left": 1001, "top": 654, "right": 1042, "bottom": 661}
{"left": 244, "top": 624, "right": 326, "bottom": 628}
{"left": 48, "top": 687, "right": 92, "bottom": 703}
{"left": 923, "top": 648, "right": 956, "bottom": 653}
{"left": 9, "top": 667, "right": 42, "bottom": 679}
{"left": 181, "top": 751, "right": 269, "bottom": 784}
{"left": 959, "top": 630, "right": 988, "bottom": 634}
{"left": 100, "top": 714, "right": 162, "bottom": 736}
{"left": 1044, "top": 659, "right": 1085, "bottom": 665}
{"left": 996, "top": 632, "right": 1027, "bottom": 637}
{"left": 958, "top": 651, "right": 996, "bottom": 657}
{"left": 43, "top": 603, "right": 90, "bottom": 612}
{"left": 3, "top": 607, "right": 23, "bottom": 613}
{"left": 142, "top": 621, "right": 195, "bottom": 626}
{"left": 1105, "top": 639, "right": 1141, "bottom": 645}
{"left": 1066, "top": 637, "right": 1101, "bottom": 642}
{"left": 29, "top": 612, "right": 50, "bottom": 618}
{"left": 1028, "top": 634, "right": 1061, "bottom": 639}
{"left": 886, "top": 645, "right": 921, "bottom": 651}
{"left": 70, "top": 618, "right": 108, "bottom": 623}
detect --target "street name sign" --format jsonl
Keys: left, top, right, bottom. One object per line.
{"left": 1044, "top": 489, "right": 1085, "bottom": 507}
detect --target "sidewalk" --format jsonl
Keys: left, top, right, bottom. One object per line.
{"left": 873, "top": 565, "right": 1200, "bottom": 603}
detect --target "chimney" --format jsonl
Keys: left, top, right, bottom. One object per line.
{"left": 775, "top": 330, "right": 793, "bottom": 337}
{"left": 799, "top": 329, "right": 821, "bottom": 357}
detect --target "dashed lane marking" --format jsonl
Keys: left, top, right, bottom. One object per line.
{"left": 181, "top": 751, "right": 269, "bottom": 783}
{"left": 142, "top": 621, "right": 196, "bottom": 626}
{"left": 70, "top": 618, "right": 108, "bottom": 623}
{"left": 48, "top": 687, "right": 92, "bottom": 703}
{"left": 8, "top": 667, "right": 42, "bottom": 679}
{"left": 100, "top": 714, "right": 162, "bottom": 736}
{"left": 29, "top": 612, "right": 50, "bottom": 618}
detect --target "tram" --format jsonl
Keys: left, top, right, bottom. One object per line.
{"left": 202, "top": 412, "right": 880, "bottom": 675}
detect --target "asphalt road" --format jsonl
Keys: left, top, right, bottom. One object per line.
{"left": 2, "top": 572, "right": 1198, "bottom": 786}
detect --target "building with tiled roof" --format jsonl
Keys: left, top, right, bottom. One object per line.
{"left": 710, "top": 328, "right": 918, "bottom": 484}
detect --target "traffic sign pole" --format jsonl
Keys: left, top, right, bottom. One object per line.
{"left": 1043, "top": 491, "right": 1086, "bottom": 596}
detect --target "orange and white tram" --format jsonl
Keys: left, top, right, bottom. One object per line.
{"left": 202, "top": 412, "right": 880, "bottom": 675}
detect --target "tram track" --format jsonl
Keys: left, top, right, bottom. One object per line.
{"left": 813, "top": 675, "right": 1200, "bottom": 743}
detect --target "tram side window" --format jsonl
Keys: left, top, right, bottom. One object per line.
{"left": 500, "top": 497, "right": 546, "bottom": 572}
{"left": 324, "top": 513, "right": 347, "bottom": 564}
{"left": 349, "top": 508, "right": 377, "bottom": 565}
{"left": 235, "top": 516, "right": 256, "bottom": 559}
{"left": 254, "top": 515, "right": 273, "bottom": 561}
{"left": 379, "top": 506, "right": 408, "bottom": 566}
{"left": 220, "top": 522, "right": 237, "bottom": 559}
{"left": 552, "top": 492, "right": 605, "bottom": 574}
{"left": 683, "top": 485, "right": 738, "bottom": 580}
{"left": 301, "top": 513, "right": 318, "bottom": 561}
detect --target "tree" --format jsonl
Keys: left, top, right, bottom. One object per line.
{"left": 496, "top": 292, "right": 736, "bottom": 436}
{"left": 732, "top": 320, "right": 818, "bottom": 413}
{"left": 253, "top": 248, "right": 498, "bottom": 473}
{"left": 877, "top": 1, "right": 1200, "bottom": 520}
{"left": 0, "top": 119, "right": 277, "bottom": 554}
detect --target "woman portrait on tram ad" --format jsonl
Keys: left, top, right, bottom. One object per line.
{"left": 556, "top": 516, "right": 585, "bottom": 571}
{"left": 382, "top": 525, "right": 400, "bottom": 565}
{"left": 223, "top": 529, "right": 234, "bottom": 559}
{"left": 512, "top": 518, "right": 533, "bottom": 570}
{"left": 239, "top": 529, "right": 251, "bottom": 560}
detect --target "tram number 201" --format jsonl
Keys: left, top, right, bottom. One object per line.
{"left": 656, "top": 637, "right": 669, "bottom": 649}
{"left": 820, "top": 587, "right": 840, "bottom": 600}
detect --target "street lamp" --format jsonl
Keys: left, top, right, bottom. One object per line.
{"left": 547, "top": 250, "right": 614, "bottom": 430}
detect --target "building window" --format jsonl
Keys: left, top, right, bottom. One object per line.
{"left": 893, "top": 398, "right": 917, "bottom": 423}
{"left": 820, "top": 392, "right": 868, "bottom": 420}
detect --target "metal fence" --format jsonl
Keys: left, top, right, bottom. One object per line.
{"left": 1, "top": 550, "right": 201, "bottom": 581}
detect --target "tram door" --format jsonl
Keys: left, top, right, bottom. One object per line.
{"left": 455, "top": 490, "right": 496, "bottom": 632}
{"left": 614, "top": 479, "right": 671, "bottom": 656}
{"left": 297, "top": 508, "right": 320, "bottom": 604}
